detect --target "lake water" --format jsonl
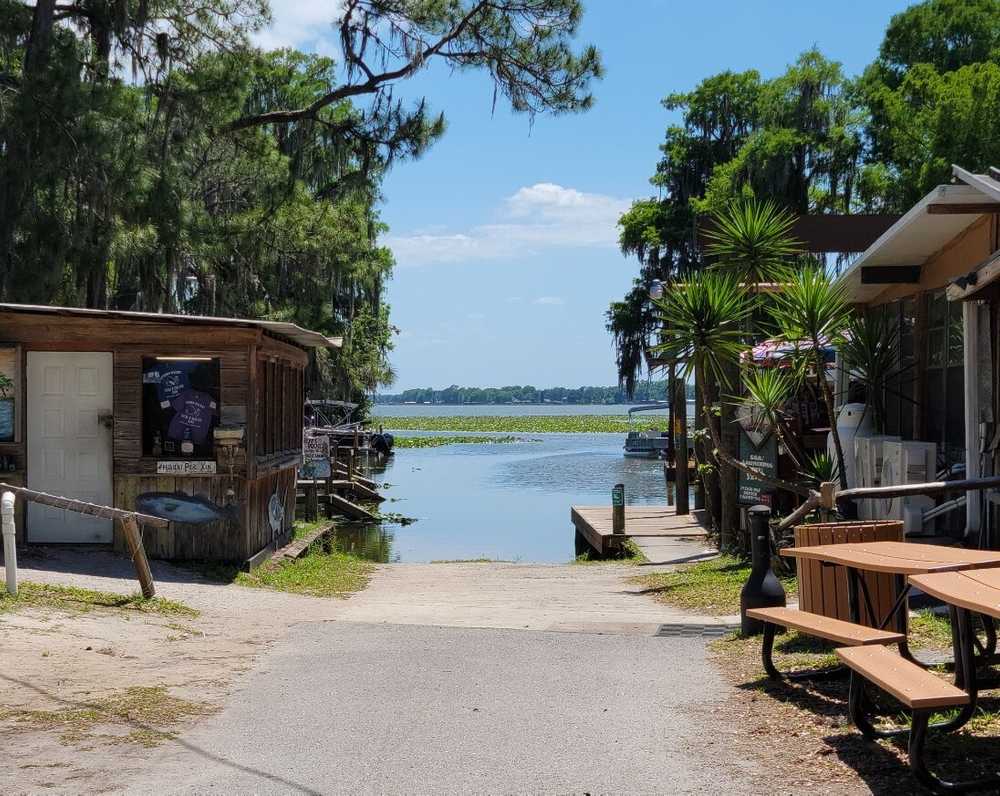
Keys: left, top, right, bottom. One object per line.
{"left": 332, "top": 404, "right": 692, "bottom": 564}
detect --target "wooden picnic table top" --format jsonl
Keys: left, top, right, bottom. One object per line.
{"left": 781, "top": 541, "right": 1000, "bottom": 575}
{"left": 909, "top": 568, "right": 1000, "bottom": 620}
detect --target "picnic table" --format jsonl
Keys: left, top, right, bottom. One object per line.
{"left": 782, "top": 541, "right": 1000, "bottom": 662}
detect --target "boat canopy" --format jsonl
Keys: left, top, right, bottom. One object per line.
{"left": 627, "top": 403, "right": 670, "bottom": 416}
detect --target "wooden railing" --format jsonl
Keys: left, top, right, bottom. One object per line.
{"left": 0, "top": 483, "right": 165, "bottom": 597}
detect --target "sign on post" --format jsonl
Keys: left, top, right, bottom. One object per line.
{"left": 301, "top": 434, "right": 332, "bottom": 480}
{"left": 737, "top": 430, "right": 778, "bottom": 505}
{"left": 612, "top": 483, "right": 625, "bottom": 535}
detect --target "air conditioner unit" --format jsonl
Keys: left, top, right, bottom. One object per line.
{"left": 854, "top": 435, "right": 899, "bottom": 520}
{"left": 880, "top": 440, "right": 936, "bottom": 521}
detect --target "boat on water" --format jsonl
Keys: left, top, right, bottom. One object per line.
{"left": 623, "top": 404, "right": 671, "bottom": 459}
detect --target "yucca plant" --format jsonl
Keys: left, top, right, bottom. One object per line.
{"left": 838, "top": 311, "right": 905, "bottom": 434}
{"left": 704, "top": 199, "right": 802, "bottom": 287}
{"left": 771, "top": 263, "right": 852, "bottom": 492}
{"left": 653, "top": 272, "right": 810, "bottom": 501}
{"left": 735, "top": 366, "right": 806, "bottom": 469}
{"left": 798, "top": 451, "right": 840, "bottom": 489}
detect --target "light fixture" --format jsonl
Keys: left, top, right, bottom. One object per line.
{"left": 648, "top": 280, "right": 664, "bottom": 300}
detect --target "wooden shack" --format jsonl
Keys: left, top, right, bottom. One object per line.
{"left": 0, "top": 303, "right": 341, "bottom": 565}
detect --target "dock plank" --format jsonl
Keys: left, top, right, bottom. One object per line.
{"left": 570, "top": 505, "right": 710, "bottom": 557}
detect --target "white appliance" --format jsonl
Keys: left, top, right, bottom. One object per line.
{"left": 828, "top": 403, "right": 872, "bottom": 491}
{"left": 854, "top": 435, "right": 899, "bottom": 520}
{"left": 880, "top": 440, "right": 936, "bottom": 523}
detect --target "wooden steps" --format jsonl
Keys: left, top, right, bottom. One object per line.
{"left": 747, "top": 607, "right": 905, "bottom": 646}
{"left": 836, "top": 646, "right": 969, "bottom": 710}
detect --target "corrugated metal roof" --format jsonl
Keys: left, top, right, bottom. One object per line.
{"left": 0, "top": 303, "right": 342, "bottom": 350}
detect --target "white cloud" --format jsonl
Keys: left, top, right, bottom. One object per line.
{"left": 532, "top": 296, "right": 565, "bottom": 306}
{"left": 253, "top": 0, "right": 341, "bottom": 53}
{"left": 386, "top": 183, "right": 630, "bottom": 267}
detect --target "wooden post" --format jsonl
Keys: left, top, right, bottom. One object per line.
{"left": 347, "top": 448, "right": 356, "bottom": 483}
{"left": 612, "top": 483, "right": 625, "bottom": 535}
{"left": 305, "top": 483, "right": 318, "bottom": 521}
{"left": 675, "top": 374, "right": 690, "bottom": 516}
{"left": 121, "top": 515, "right": 155, "bottom": 599}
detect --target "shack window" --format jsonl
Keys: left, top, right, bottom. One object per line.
{"left": 256, "top": 359, "right": 303, "bottom": 457}
{"left": 925, "top": 291, "right": 965, "bottom": 468}
{"left": 142, "top": 357, "right": 221, "bottom": 457}
{"left": 0, "top": 345, "right": 19, "bottom": 442}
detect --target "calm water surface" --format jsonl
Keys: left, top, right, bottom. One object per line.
{"left": 332, "top": 405, "right": 691, "bottom": 564}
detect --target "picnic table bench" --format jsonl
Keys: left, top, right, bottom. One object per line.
{"left": 836, "top": 567, "right": 1000, "bottom": 793}
{"left": 751, "top": 542, "right": 1000, "bottom": 680}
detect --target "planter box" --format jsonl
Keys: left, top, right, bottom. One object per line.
{"left": 794, "top": 520, "right": 904, "bottom": 630}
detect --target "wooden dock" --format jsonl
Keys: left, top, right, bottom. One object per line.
{"left": 571, "top": 505, "right": 711, "bottom": 561}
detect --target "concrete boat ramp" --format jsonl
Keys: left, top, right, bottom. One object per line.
{"left": 571, "top": 505, "right": 715, "bottom": 564}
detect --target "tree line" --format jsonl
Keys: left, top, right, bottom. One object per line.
{"left": 377, "top": 381, "right": 695, "bottom": 406}
{"left": 0, "top": 0, "right": 600, "bottom": 405}
{"left": 609, "top": 0, "right": 1000, "bottom": 393}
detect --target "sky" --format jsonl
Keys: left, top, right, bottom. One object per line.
{"left": 260, "top": 0, "right": 915, "bottom": 391}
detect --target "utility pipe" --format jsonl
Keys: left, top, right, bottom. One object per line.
{"left": 2, "top": 491, "right": 16, "bottom": 596}
{"left": 963, "top": 301, "right": 982, "bottom": 538}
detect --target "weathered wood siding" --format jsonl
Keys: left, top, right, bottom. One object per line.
{"left": 0, "top": 309, "right": 310, "bottom": 562}
{"left": 113, "top": 475, "right": 246, "bottom": 560}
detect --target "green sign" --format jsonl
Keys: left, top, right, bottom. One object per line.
{"left": 738, "top": 430, "right": 778, "bottom": 505}
{"left": 611, "top": 483, "right": 625, "bottom": 507}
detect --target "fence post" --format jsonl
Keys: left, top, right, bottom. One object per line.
{"left": 2, "top": 491, "right": 16, "bottom": 596}
{"left": 121, "top": 514, "right": 156, "bottom": 599}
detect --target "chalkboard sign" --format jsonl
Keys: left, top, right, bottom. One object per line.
{"left": 738, "top": 430, "right": 778, "bottom": 505}
{"left": 142, "top": 357, "right": 220, "bottom": 458}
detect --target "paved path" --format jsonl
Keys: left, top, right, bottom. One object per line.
{"left": 118, "top": 622, "right": 759, "bottom": 795}
{"left": 336, "top": 557, "right": 739, "bottom": 632}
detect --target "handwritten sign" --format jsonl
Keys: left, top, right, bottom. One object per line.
{"left": 156, "top": 460, "right": 217, "bottom": 476}
{"left": 738, "top": 430, "right": 778, "bottom": 505}
{"left": 301, "top": 434, "right": 332, "bottom": 479}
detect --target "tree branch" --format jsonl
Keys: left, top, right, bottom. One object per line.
{"left": 223, "top": 1, "right": 490, "bottom": 132}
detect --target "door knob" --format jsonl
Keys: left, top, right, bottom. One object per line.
{"left": 98, "top": 413, "right": 114, "bottom": 429}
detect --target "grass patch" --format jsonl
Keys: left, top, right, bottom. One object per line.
{"left": 631, "top": 555, "right": 796, "bottom": 613}
{"left": 379, "top": 415, "right": 661, "bottom": 434}
{"left": 236, "top": 542, "right": 373, "bottom": 598}
{"left": 573, "top": 538, "right": 648, "bottom": 565}
{"left": 291, "top": 519, "right": 331, "bottom": 541}
{"left": 394, "top": 434, "right": 533, "bottom": 448}
{"left": 909, "top": 609, "right": 954, "bottom": 651}
{"left": 0, "top": 686, "right": 214, "bottom": 748}
{"left": 0, "top": 581, "right": 197, "bottom": 618}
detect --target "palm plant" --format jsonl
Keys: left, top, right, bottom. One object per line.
{"left": 838, "top": 311, "right": 904, "bottom": 434}
{"left": 704, "top": 200, "right": 802, "bottom": 287}
{"left": 653, "top": 271, "right": 810, "bottom": 502}
{"left": 770, "top": 263, "right": 852, "bottom": 492}
{"left": 735, "top": 366, "right": 806, "bottom": 469}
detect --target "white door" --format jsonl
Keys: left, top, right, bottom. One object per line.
{"left": 27, "top": 352, "right": 114, "bottom": 543}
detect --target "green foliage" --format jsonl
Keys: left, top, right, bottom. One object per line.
{"left": 798, "top": 451, "right": 839, "bottom": 488}
{"left": 735, "top": 368, "right": 796, "bottom": 432}
{"left": 651, "top": 271, "right": 754, "bottom": 388}
{"left": 393, "top": 435, "right": 528, "bottom": 448}
{"left": 377, "top": 415, "right": 665, "bottom": 434}
{"left": 838, "top": 311, "right": 904, "bottom": 433}
{"left": 704, "top": 199, "right": 801, "bottom": 285}
{"left": 770, "top": 264, "right": 851, "bottom": 350}
{"left": 377, "top": 380, "right": 694, "bottom": 405}
{"left": 1, "top": 1, "right": 600, "bottom": 405}
{"left": 874, "top": 0, "right": 1000, "bottom": 83}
